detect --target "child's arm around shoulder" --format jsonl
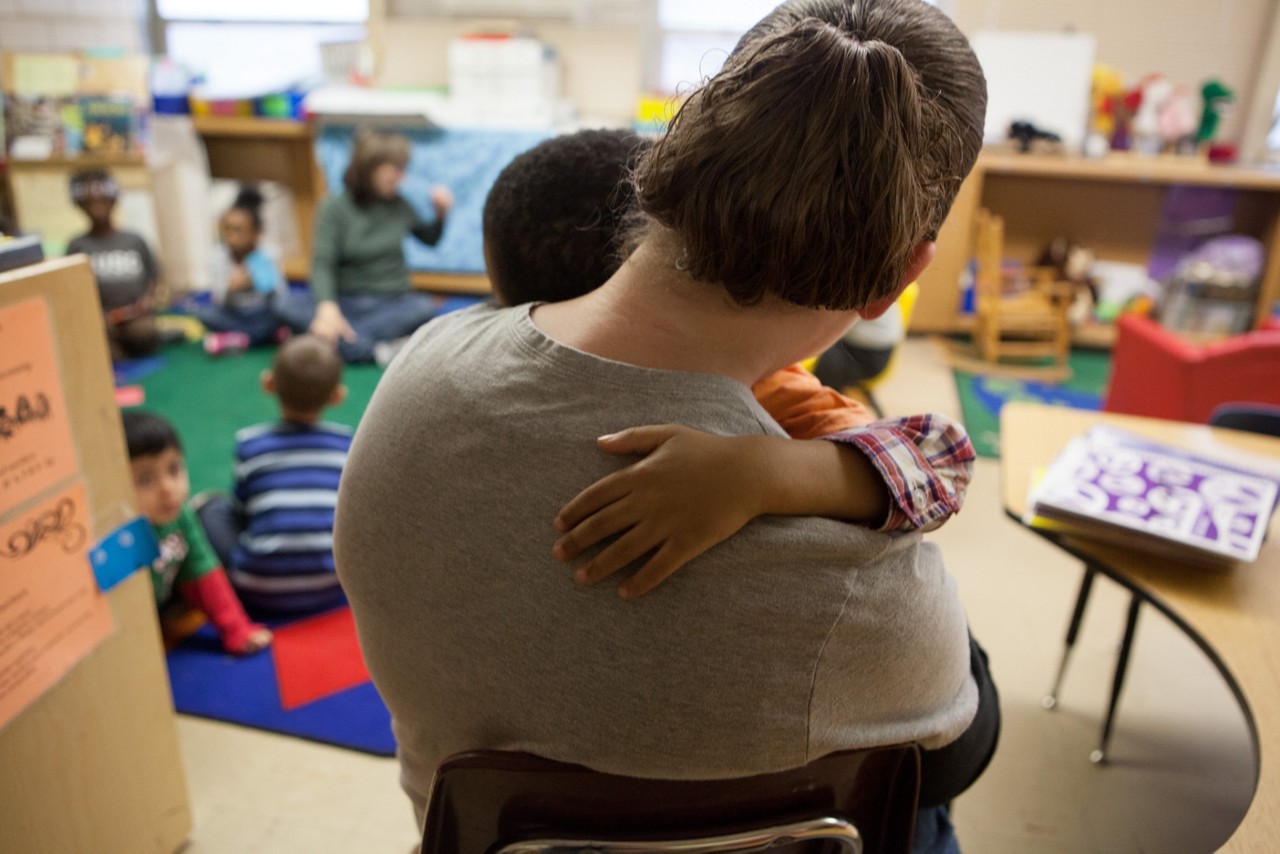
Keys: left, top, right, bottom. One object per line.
{"left": 552, "top": 414, "right": 975, "bottom": 598}
{"left": 823, "top": 412, "right": 976, "bottom": 533}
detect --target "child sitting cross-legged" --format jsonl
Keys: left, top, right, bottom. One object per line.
{"left": 197, "top": 335, "right": 351, "bottom": 614}
{"left": 122, "top": 411, "right": 271, "bottom": 654}
{"left": 481, "top": 129, "right": 976, "bottom": 598}
{"left": 196, "top": 185, "right": 287, "bottom": 353}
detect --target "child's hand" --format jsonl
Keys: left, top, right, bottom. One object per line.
{"left": 553, "top": 425, "right": 768, "bottom": 599}
{"left": 228, "top": 265, "right": 252, "bottom": 292}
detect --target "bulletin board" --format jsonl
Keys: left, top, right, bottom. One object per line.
{"left": 0, "top": 258, "right": 190, "bottom": 853}
{"left": 970, "top": 31, "right": 1097, "bottom": 149}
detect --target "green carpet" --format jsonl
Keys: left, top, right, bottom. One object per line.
{"left": 130, "top": 344, "right": 383, "bottom": 494}
{"left": 954, "top": 350, "right": 1112, "bottom": 458}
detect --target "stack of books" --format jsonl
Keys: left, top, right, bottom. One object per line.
{"left": 1027, "top": 426, "right": 1279, "bottom": 569}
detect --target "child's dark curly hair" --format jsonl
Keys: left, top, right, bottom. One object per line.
{"left": 482, "top": 129, "right": 649, "bottom": 307}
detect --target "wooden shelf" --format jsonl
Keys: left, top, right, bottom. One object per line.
{"left": 6, "top": 154, "right": 147, "bottom": 169}
{"left": 190, "top": 115, "right": 312, "bottom": 139}
{"left": 980, "top": 151, "right": 1280, "bottom": 191}
{"left": 914, "top": 150, "right": 1280, "bottom": 335}
{"left": 411, "top": 270, "right": 491, "bottom": 295}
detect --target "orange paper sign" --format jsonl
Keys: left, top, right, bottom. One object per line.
{"left": 0, "top": 481, "right": 113, "bottom": 731}
{"left": 0, "top": 299, "right": 79, "bottom": 520}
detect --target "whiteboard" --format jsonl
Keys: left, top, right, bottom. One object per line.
{"left": 971, "top": 31, "right": 1097, "bottom": 149}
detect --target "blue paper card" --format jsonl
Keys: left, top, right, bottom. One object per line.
{"left": 90, "top": 516, "right": 159, "bottom": 592}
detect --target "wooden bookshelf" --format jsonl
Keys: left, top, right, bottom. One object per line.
{"left": 915, "top": 151, "right": 1280, "bottom": 342}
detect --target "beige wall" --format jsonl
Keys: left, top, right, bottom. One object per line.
{"left": 378, "top": 2, "right": 1277, "bottom": 145}
{"left": 951, "top": 0, "right": 1278, "bottom": 145}
{"left": 0, "top": 0, "right": 142, "bottom": 57}
{"left": 376, "top": 18, "right": 644, "bottom": 125}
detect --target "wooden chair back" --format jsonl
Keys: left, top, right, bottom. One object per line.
{"left": 973, "top": 208, "right": 1006, "bottom": 309}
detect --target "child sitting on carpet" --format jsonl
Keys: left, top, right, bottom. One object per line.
{"left": 68, "top": 169, "right": 162, "bottom": 362}
{"left": 122, "top": 411, "right": 271, "bottom": 654}
{"left": 480, "top": 129, "right": 975, "bottom": 597}
{"left": 198, "top": 335, "right": 351, "bottom": 613}
{"left": 196, "top": 186, "right": 287, "bottom": 353}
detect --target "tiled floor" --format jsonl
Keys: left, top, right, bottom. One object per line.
{"left": 175, "top": 337, "right": 1256, "bottom": 853}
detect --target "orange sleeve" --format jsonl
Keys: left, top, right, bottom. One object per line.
{"left": 750, "top": 365, "right": 875, "bottom": 440}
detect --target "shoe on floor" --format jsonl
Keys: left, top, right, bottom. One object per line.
{"left": 204, "top": 331, "right": 250, "bottom": 356}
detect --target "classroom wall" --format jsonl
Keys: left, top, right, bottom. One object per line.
{"left": 2, "top": 0, "right": 1271, "bottom": 146}
{"left": 951, "top": 0, "right": 1277, "bottom": 144}
{"left": 376, "top": 18, "right": 643, "bottom": 125}
{"left": 0, "top": 0, "right": 143, "bottom": 56}
{"left": 378, "top": 1, "right": 1275, "bottom": 144}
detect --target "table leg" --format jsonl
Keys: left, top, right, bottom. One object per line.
{"left": 1090, "top": 594, "right": 1142, "bottom": 764}
{"left": 1043, "top": 562, "right": 1098, "bottom": 710}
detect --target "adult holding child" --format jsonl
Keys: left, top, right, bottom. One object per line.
{"left": 290, "top": 127, "right": 454, "bottom": 362}
{"left": 338, "top": 1, "right": 996, "bottom": 850}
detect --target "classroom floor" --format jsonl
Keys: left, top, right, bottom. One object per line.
{"left": 172, "top": 336, "right": 1255, "bottom": 854}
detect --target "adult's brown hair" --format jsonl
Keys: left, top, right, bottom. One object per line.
{"left": 272, "top": 335, "right": 344, "bottom": 415}
{"left": 344, "top": 127, "right": 412, "bottom": 207}
{"left": 634, "top": 0, "right": 986, "bottom": 311}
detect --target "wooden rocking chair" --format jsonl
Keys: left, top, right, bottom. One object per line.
{"left": 972, "top": 208, "right": 1073, "bottom": 368}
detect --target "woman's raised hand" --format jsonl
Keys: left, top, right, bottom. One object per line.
{"left": 430, "top": 185, "right": 455, "bottom": 219}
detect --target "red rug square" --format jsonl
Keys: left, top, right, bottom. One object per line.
{"left": 271, "top": 607, "right": 371, "bottom": 711}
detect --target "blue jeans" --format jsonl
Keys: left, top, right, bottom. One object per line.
{"left": 914, "top": 805, "right": 961, "bottom": 854}
{"left": 278, "top": 291, "right": 440, "bottom": 363}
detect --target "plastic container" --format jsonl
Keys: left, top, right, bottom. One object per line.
{"left": 254, "top": 90, "right": 306, "bottom": 119}
{"left": 190, "top": 97, "right": 253, "bottom": 117}
{"left": 152, "top": 59, "right": 192, "bottom": 115}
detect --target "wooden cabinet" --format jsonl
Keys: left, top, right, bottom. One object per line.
{"left": 914, "top": 152, "right": 1280, "bottom": 339}
{"left": 0, "top": 258, "right": 191, "bottom": 854}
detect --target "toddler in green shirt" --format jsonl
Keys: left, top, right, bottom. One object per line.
{"left": 122, "top": 411, "right": 270, "bottom": 655}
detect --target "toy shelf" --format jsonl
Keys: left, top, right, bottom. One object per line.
{"left": 914, "top": 150, "right": 1280, "bottom": 341}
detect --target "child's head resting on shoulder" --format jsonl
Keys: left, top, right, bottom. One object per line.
{"left": 221, "top": 185, "right": 266, "bottom": 261}
{"left": 264, "top": 335, "right": 347, "bottom": 423}
{"left": 483, "top": 128, "right": 649, "bottom": 307}
{"left": 122, "top": 410, "right": 188, "bottom": 526}
{"left": 70, "top": 168, "right": 120, "bottom": 231}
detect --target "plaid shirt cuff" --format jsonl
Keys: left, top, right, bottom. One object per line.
{"left": 823, "top": 413, "right": 976, "bottom": 532}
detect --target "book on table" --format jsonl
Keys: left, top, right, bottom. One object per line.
{"left": 1027, "top": 426, "right": 1280, "bottom": 569}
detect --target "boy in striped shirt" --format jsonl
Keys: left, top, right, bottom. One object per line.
{"left": 200, "top": 336, "right": 350, "bottom": 613}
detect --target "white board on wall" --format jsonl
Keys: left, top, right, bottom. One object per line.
{"left": 971, "top": 31, "right": 1097, "bottom": 150}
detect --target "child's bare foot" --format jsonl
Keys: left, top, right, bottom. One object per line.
{"left": 239, "top": 627, "right": 273, "bottom": 655}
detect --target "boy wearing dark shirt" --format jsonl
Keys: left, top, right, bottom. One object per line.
{"left": 66, "top": 169, "right": 160, "bottom": 361}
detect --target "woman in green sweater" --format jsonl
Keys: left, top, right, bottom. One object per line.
{"left": 291, "top": 128, "right": 453, "bottom": 362}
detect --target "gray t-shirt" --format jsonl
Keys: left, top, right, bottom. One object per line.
{"left": 336, "top": 303, "right": 978, "bottom": 823}
{"left": 66, "top": 230, "right": 158, "bottom": 311}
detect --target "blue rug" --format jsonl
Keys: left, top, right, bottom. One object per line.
{"left": 166, "top": 623, "right": 396, "bottom": 756}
